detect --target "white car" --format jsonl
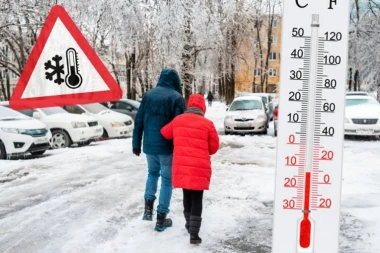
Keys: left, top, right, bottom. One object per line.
{"left": 224, "top": 96, "right": 268, "bottom": 135}
{"left": 62, "top": 103, "right": 134, "bottom": 138}
{"left": 0, "top": 106, "right": 52, "bottom": 159}
{"left": 344, "top": 95, "right": 380, "bottom": 136}
{"left": 0, "top": 102, "right": 103, "bottom": 149}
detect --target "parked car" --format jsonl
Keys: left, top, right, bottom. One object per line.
{"left": 273, "top": 104, "right": 279, "bottom": 137}
{"left": 344, "top": 95, "right": 380, "bottom": 136}
{"left": 240, "top": 93, "right": 274, "bottom": 121}
{"left": 0, "top": 105, "right": 52, "bottom": 159}
{"left": 100, "top": 99, "right": 140, "bottom": 120}
{"left": 224, "top": 96, "right": 268, "bottom": 135}
{"left": 62, "top": 103, "right": 134, "bottom": 138}
{"left": 0, "top": 102, "right": 103, "bottom": 149}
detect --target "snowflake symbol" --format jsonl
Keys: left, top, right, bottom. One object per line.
{"left": 44, "top": 55, "right": 65, "bottom": 85}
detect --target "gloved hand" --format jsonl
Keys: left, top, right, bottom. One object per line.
{"left": 133, "top": 148, "right": 141, "bottom": 156}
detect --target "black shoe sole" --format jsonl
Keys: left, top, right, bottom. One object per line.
{"left": 190, "top": 240, "right": 202, "bottom": 244}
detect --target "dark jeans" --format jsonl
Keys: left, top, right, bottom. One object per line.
{"left": 144, "top": 154, "right": 173, "bottom": 214}
{"left": 183, "top": 189, "right": 204, "bottom": 217}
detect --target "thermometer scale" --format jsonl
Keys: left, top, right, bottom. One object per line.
{"left": 272, "top": 1, "right": 350, "bottom": 253}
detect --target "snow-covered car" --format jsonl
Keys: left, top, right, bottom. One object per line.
{"left": 62, "top": 103, "right": 134, "bottom": 138}
{"left": 224, "top": 96, "right": 268, "bottom": 135}
{"left": 0, "top": 105, "right": 52, "bottom": 159}
{"left": 240, "top": 92, "right": 274, "bottom": 121}
{"left": 100, "top": 99, "right": 140, "bottom": 120}
{"left": 346, "top": 91, "right": 369, "bottom": 96}
{"left": 344, "top": 95, "right": 380, "bottom": 136}
{"left": 0, "top": 102, "right": 103, "bottom": 148}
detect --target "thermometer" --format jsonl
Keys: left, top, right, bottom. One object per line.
{"left": 272, "top": 1, "right": 350, "bottom": 253}
{"left": 65, "top": 48, "right": 82, "bottom": 89}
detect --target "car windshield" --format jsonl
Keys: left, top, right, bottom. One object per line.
{"left": 40, "top": 107, "right": 68, "bottom": 115}
{"left": 0, "top": 106, "right": 29, "bottom": 120}
{"left": 230, "top": 100, "right": 262, "bottom": 111}
{"left": 81, "top": 103, "right": 108, "bottom": 113}
{"left": 346, "top": 98, "right": 379, "bottom": 107}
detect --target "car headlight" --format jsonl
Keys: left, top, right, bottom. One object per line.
{"left": 225, "top": 115, "right": 232, "bottom": 121}
{"left": 111, "top": 122, "right": 125, "bottom": 127}
{"left": 1, "top": 127, "right": 27, "bottom": 134}
{"left": 257, "top": 115, "right": 265, "bottom": 120}
{"left": 71, "top": 122, "right": 87, "bottom": 128}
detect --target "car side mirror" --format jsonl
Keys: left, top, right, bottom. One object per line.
{"left": 33, "top": 111, "right": 41, "bottom": 119}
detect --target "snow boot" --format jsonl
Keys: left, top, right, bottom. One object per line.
{"left": 184, "top": 211, "right": 190, "bottom": 233}
{"left": 142, "top": 199, "right": 155, "bottom": 221}
{"left": 189, "top": 216, "right": 202, "bottom": 244}
{"left": 155, "top": 212, "right": 172, "bottom": 232}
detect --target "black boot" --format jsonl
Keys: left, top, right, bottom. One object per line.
{"left": 184, "top": 211, "right": 190, "bottom": 233}
{"left": 189, "top": 216, "right": 202, "bottom": 244}
{"left": 142, "top": 199, "right": 154, "bottom": 221}
{"left": 155, "top": 212, "right": 172, "bottom": 232}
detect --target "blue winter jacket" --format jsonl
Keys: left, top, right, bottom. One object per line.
{"left": 132, "top": 68, "right": 186, "bottom": 155}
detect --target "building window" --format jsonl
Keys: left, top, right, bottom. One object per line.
{"left": 272, "top": 19, "right": 278, "bottom": 28}
{"left": 254, "top": 68, "right": 262, "bottom": 76}
{"left": 269, "top": 68, "right": 277, "bottom": 77}
{"left": 269, "top": 52, "right": 277, "bottom": 60}
{"left": 271, "top": 35, "right": 277, "bottom": 44}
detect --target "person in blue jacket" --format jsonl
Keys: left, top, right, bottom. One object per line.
{"left": 132, "top": 68, "right": 186, "bottom": 232}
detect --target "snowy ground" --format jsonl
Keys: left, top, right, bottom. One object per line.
{"left": 0, "top": 101, "right": 379, "bottom": 253}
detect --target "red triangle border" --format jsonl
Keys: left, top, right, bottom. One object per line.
{"left": 9, "top": 5, "right": 122, "bottom": 110}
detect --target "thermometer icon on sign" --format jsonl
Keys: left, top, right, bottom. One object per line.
{"left": 65, "top": 48, "right": 83, "bottom": 89}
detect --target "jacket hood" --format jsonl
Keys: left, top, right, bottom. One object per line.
{"left": 156, "top": 68, "right": 182, "bottom": 94}
{"left": 188, "top": 94, "right": 206, "bottom": 114}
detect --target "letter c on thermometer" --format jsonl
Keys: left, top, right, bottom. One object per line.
{"left": 296, "top": 0, "right": 308, "bottom": 8}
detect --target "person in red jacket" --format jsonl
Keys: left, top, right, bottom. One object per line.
{"left": 160, "top": 93, "right": 219, "bottom": 244}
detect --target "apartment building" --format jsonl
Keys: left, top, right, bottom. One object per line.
{"left": 235, "top": 15, "right": 282, "bottom": 94}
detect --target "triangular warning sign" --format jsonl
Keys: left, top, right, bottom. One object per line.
{"left": 9, "top": 5, "right": 122, "bottom": 110}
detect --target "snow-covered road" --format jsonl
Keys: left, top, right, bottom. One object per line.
{"left": 0, "top": 102, "right": 379, "bottom": 253}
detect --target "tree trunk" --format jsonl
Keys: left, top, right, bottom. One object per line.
{"left": 348, "top": 67, "right": 352, "bottom": 91}
{"left": 181, "top": 1, "right": 194, "bottom": 106}
{"left": 131, "top": 48, "right": 137, "bottom": 100}
{"left": 6, "top": 70, "right": 10, "bottom": 99}
{"left": 125, "top": 52, "right": 131, "bottom": 98}
{"left": 354, "top": 70, "right": 359, "bottom": 91}
{"left": 0, "top": 76, "right": 7, "bottom": 101}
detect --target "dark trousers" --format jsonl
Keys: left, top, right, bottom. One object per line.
{"left": 183, "top": 189, "right": 204, "bottom": 217}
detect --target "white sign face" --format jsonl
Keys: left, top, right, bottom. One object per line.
{"left": 21, "top": 18, "right": 110, "bottom": 99}
{"left": 272, "top": 1, "right": 350, "bottom": 253}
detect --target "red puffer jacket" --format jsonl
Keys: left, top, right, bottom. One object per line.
{"left": 160, "top": 94, "right": 219, "bottom": 190}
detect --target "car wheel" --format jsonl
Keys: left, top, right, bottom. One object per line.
{"left": 30, "top": 150, "right": 46, "bottom": 156}
{"left": 225, "top": 131, "right": 230, "bottom": 135}
{"left": 51, "top": 129, "right": 72, "bottom": 149}
{"left": 0, "top": 140, "right": 6, "bottom": 160}
{"left": 262, "top": 128, "right": 268, "bottom": 135}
